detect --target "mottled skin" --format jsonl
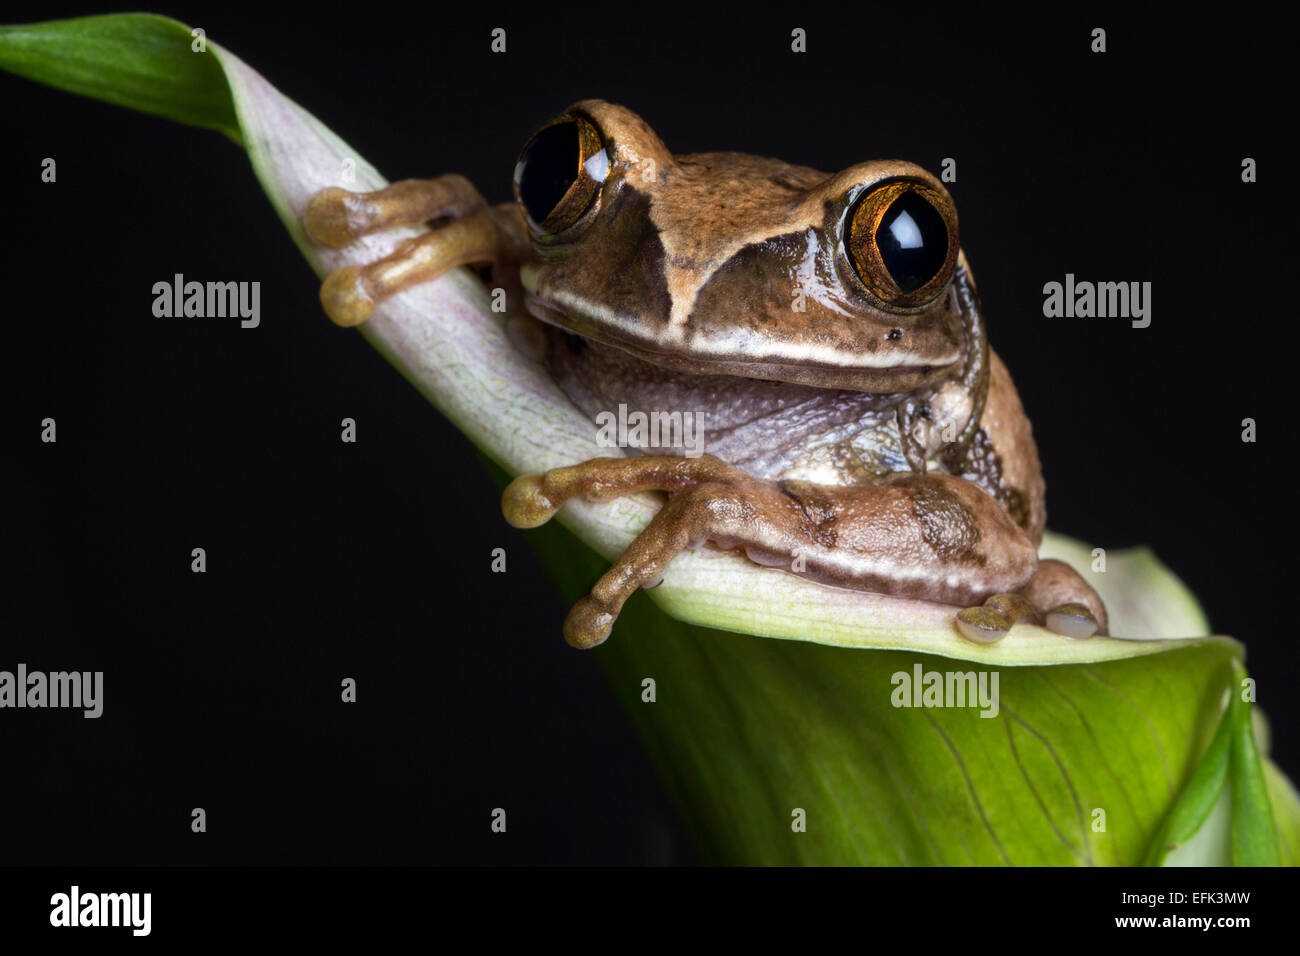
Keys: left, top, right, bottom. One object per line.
{"left": 302, "top": 100, "right": 1106, "bottom": 648}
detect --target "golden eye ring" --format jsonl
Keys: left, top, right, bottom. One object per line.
{"left": 513, "top": 114, "right": 609, "bottom": 236}
{"left": 846, "top": 180, "right": 959, "bottom": 308}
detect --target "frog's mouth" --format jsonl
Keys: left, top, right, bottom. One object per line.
{"left": 520, "top": 291, "right": 964, "bottom": 396}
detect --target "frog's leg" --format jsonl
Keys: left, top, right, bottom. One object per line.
{"left": 955, "top": 561, "right": 1107, "bottom": 643}
{"left": 302, "top": 175, "right": 526, "bottom": 326}
{"left": 503, "top": 454, "right": 1101, "bottom": 648}
{"left": 1026, "top": 559, "right": 1109, "bottom": 635}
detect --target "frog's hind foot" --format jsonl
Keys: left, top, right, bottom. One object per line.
{"left": 1043, "top": 603, "right": 1103, "bottom": 639}
{"left": 955, "top": 593, "right": 1041, "bottom": 644}
{"left": 1025, "top": 558, "right": 1108, "bottom": 638}
{"left": 955, "top": 558, "right": 1108, "bottom": 645}
{"left": 302, "top": 175, "right": 519, "bottom": 327}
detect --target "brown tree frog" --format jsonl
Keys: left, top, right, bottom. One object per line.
{"left": 302, "top": 100, "right": 1106, "bottom": 649}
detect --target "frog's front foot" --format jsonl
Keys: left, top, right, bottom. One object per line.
{"left": 302, "top": 175, "right": 522, "bottom": 326}
{"left": 503, "top": 455, "right": 746, "bottom": 648}
{"left": 503, "top": 455, "right": 1053, "bottom": 649}
{"left": 955, "top": 559, "right": 1108, "bottom": 644}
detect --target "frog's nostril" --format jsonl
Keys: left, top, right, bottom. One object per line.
{"left": 888, "top": 328, "right": 903, "bottom": 341}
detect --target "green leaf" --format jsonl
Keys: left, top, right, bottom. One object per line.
{"left": 0, "top": 14, "right": 240, "bottom": 142}
{"left": 1142, "top": 688, "right": 1232, "bottom": 865}
{"left": 1265, "top": 761, "right": 1300, "bottom": 866}
{"left": 1141, "top": 659, "right": 1280, "bottom": 866}
{"left": 5, "top": 12, "right": 1297, "bottom": 865}
{"left": 1227, "top": 661, "right": 1281, "bottom": 865}
{"left": 518, "top": 497, "right": 1288, "bottom": 864}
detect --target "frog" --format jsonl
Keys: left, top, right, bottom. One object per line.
{"left": 301, "top": 99, "right": 1107, "bottom": 650}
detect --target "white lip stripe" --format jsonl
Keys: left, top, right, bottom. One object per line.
{"left": 532, "top": 285, "right": 960, "bottom": 370}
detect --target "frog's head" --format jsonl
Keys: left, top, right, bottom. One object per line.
{"left": 514, "top": 100, "right": 975, "bottom": 395}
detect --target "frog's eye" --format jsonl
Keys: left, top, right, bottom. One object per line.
{"left": 513, "top": 115, "right": 609, "bottom": 235}
{"left": 846, "top": 180, "right": 958, "bottom": 308}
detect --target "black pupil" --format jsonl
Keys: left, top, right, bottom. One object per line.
{"left": 874, "top": 191, "right": 948, "bottom": 293}
{"left": 515, "top": 122, "right": 580, "bottom": 224}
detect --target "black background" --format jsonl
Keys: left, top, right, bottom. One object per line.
{"left": 1, "top": 7, "right": 1292, "bottom": 865}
